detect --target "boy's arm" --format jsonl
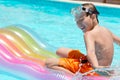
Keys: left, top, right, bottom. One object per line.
{"left": 111, "top": 32, "right": 120, "bottom": 45}
{"left": 84, "top": 33, "right": 99, "bottom": 68}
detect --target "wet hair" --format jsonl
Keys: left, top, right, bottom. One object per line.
{"left": 82, "top": 3, "right": 100, "bottom": 23}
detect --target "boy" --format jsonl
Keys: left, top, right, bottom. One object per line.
{"left": 45, "top": 3, "right": 120, "bottom": 76}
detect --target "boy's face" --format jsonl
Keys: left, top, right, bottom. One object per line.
{"left": 76, "top": 8, "right": 93, "bottom": 32}
{"left": 74, "top": 6, "right": 92, "bottom": 32}
{"left": 76, "top": 14, "right": 87, "bottom": 32}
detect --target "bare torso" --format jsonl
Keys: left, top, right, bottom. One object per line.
{"left": 91, "top": 26, "right": 114, "bottom": 66}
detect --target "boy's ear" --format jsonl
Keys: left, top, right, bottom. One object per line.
{"left": 91, "top": 14, "right": 96, "bottom": 19}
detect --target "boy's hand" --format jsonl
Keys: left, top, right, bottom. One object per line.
{"left": 93, "top": 65, "right": 110, "bottom": 69}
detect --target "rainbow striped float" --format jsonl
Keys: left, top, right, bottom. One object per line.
{"left": 0, "top": 25, "right": 108, "bottom": 80}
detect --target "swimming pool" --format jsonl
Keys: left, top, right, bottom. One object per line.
{"left": 0, "top": 0, "right": 120, "bottom": 80}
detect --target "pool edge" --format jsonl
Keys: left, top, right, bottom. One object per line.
{"left": 52, "top": 0, "right": 120, "bottom": 8}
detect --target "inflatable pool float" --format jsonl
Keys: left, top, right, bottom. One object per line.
{"left": 0, "top": 24, "right": 108, "bottom": 80}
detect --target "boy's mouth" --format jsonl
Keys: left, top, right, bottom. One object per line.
{"left": 81, "top": 26, "right": 85, "bottom": 30}
{"left": 80, "top": 24, "right": 86, "bottom": 30}
{"left": 80, "top": 27, "right": 86, "bottom": 32}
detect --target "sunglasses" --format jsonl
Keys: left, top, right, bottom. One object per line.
{"left": 82, "top": 7, "right": 93, "bottom": 14}
{"left": 71, "top": 6, "right": 99, "bottom": 16}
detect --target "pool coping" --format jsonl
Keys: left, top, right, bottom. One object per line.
{"left": 53, "top": 0, "right": 120, "bottom": 8}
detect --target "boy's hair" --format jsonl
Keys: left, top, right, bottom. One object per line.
{"left": 82, "top": 3, "right": 100, "bottom": 23}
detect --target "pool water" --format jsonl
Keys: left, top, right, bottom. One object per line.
{"left": 0, "top": 0, "right": 120, "bottom": 79}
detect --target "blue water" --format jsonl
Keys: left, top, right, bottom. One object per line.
{"left": 0, "top": 0, "right": 120, "bottom": 79}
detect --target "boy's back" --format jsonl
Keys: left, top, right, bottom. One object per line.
{"left": 85, "top": 25, "right": 114, "bottom": 66}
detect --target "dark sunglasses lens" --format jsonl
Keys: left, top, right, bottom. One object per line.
{"left": 82, "top": 7, "right": 86, "bottom": 11}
